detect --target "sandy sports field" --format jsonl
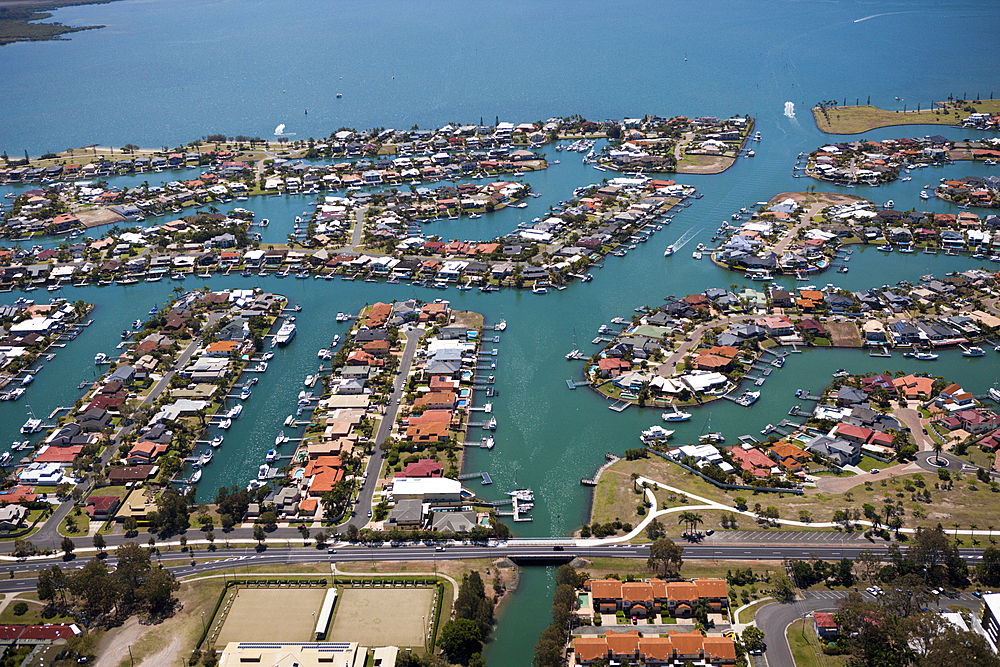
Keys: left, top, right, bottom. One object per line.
{"left": 215, "top": 588, "right": 328, "bottom": 645}
{"left": 328, "top": 587, "right": 434, "bottom": 647}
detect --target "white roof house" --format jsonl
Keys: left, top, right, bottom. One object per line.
{"left": 389, "top": 478, "right": 463, "bottom": 504}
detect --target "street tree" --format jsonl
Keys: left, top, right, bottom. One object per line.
{"left": 647, "top": 538, "right": 683, "bottom": 578}
{"left": 61, "top": 537, "right": 75, "bottom": 559}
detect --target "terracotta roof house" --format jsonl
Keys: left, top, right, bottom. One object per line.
{"left": 893, "top": 374, "right": 934, "bottom": 398}
{"left": 769, "top": 442, "right": 810, "bottom": 470}
{"left": 86, "top": 495, "right": 121, "bottom": 519}
{"left": 394, "top": 458, "right": 443, "bottom": 478}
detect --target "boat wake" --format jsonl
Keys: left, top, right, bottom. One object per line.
{"left": 273, "top": 123, "right": 296, "bottom": 137}
{"left": 783, "top": 101, "right": 796, "bottom": 121}
{"left": 670, "top": 227, "right": 700, "bottom": 252}
{"left": 854, "top": 11, "right": 903, "bottom": 23}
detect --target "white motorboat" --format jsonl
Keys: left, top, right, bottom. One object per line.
{"left": 219, "top": 418, "right": 232, "bottom": 430}
{"left": 735, "top": 390, "right": 760, "bottom": 407}
{"left": 266, "top": 449, "right": 280, "bottom": 463}
{"left": 662, "top": 407, "right": 693, "bottom": 422}
{"left": 94, "top": 352, "right": 109, "bottom": 364}
{"left": 640, "top": 425, "right": 675, "bottom": 444}
{"left": 210, "top": 435, "right": 224, "bottom": 448}
{"left": 274, "top": 319, "right": 296, "bottom": 345}
{"left": 258, "top": 464, "right": 270, "bottom": 480}
{"left": 226, "top": 404, "right": 243, "bottom": 419}
{"left": 962, "top": 346, "right": 985, "bottom": 357}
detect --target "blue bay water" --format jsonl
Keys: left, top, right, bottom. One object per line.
{"left": 2, "top": 1, "right": 1000, "bottom": 662}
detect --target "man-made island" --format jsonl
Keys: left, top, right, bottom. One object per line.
{"left": 811, "top": 98, "right": 1000, "bottom": 134}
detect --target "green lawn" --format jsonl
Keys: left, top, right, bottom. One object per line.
{"left": 0, "top": 595, "right": 74, "bottom": 625}
{"left": 787, "top": 619, "right": 848, "bottom": 667}
{"left": 855, "top": 456, "right": 883, "bottom": 473}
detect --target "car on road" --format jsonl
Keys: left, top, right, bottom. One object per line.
{"left": 870, "top": 468, "right": 880, "bottom": 474}
{"left": 327, "top": 548, "right": 337, "bottom": 554}
{"left": 368, "top": 510, "right": 372, "bottom": 518}
{"left": 552, "top": 545, "right": 564, "bottom": 551}
{"left": 435, "top": 546, "right": 445, "bottom": 552}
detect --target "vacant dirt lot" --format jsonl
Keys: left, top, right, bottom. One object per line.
{"left": 826, "top": 321, "right": 863, "bottom": 348}
{"left": 676, "top": 154, "right": 735, "bottom": 174}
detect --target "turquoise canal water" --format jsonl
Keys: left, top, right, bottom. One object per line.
{"left": 2, "top": 0, "right": 1000, "bottom": 662}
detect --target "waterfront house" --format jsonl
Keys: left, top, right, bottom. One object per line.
{"left": 805, "top": 435, "right": 861, "bottom": 467}
{"left": 768, "top": 442, "right": 810, "bottom": 471}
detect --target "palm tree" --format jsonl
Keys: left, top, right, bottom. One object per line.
{"left": 687, "top": 512, "right": 704, "bottom": 536}
{"left": 971, "top": 523, "right": 979, "bottom": 545}
{"left": 677, "top": 512, "right": 694, "bottom": 537}
{"left": 989, "top": 524, "right": 994, "bottom": 544}
{"left": 933, "top": 440, "right": 944, "bottom": 465}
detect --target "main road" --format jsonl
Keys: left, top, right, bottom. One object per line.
{"left": 0, "top": 540, "right": 987, "bottom": 584}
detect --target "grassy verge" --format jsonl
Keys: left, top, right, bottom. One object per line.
{"left": 787, "top": 619, "right": 849, "bottom": 667}
{"left": 736, "top": 598, "right": 774, "bottom": 624}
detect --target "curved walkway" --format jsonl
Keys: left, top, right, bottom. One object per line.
{"left": 586, "top": 474, "right": 998, "bottom": 543}
{"left": 331, "top": 563, "right": 460, "bottom": 601}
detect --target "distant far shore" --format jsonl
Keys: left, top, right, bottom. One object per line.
{"left": 0, "top": 0, "right": 120, "bottom": 45}
{"left": 811, "top": 99, "right": 1000, "bottom": 135}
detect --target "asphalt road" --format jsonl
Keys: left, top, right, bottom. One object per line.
{"left": 0, "top": 541, "right": 988, "bottom": 585}
{"left": 335, "top": 325, "right": 423, "bottom": 531}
